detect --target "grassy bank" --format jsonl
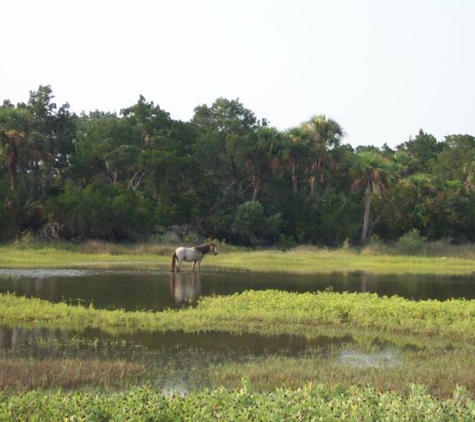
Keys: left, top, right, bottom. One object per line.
{"left": 1, "top": 241, "right": 475, "bottom": 275}
{"left": 1, "top": 384, "right": 474, "bottom": 420}
{"left": 2, "top": 290, "right": 475, "bottom": 339}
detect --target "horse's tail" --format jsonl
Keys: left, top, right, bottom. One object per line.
{"left": 171, "top": 251, "right": 177, "bottom": 272}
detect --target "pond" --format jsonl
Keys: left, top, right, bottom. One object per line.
{"left": 1, "top": 268, "right": 472, "bottom": 392}
{"left": 0, "top": 323, "right": 401, "bottom": 393}
{"left": 0, "top": 269, "right": 474, "bottom": 312}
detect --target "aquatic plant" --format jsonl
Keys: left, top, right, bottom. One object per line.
{"left": 1, "top": 290, "right": 475, "bottom": 339}
{"left": 0, "top": 384, "right": 474, "bottom": 420}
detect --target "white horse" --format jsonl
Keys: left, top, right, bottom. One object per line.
{"left": 171, "top": 242, "right": 218, "bottom": 273}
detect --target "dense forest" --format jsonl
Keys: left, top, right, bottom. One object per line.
{"left": 1, "top": 85, "right": 474, "bottom": 246}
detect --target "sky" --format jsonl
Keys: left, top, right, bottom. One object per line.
{"left": 1, "top": 0, "right": 475, "bottom": 148}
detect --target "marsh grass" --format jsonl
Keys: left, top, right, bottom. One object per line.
{"left": 2, "top": 330, "right": 475, "bottom": 399}
{"left": 1, "top": 315, "right": 475, "bottom": 400}
{"left": 211, "top": 247, "right": 475, "bottom": 275}
{"left": 2, "top": 290, "right": 475, "bottom": 340}
{"left": 362, "top": 231, "right": 475, "bottom": 258}
{"left": 2, "top": 344, "right": 475, "bottom": 399}
{"left": 208, "top": 348, "right": 475, "bottom": 399}
{"left": 0, "top": 357, "right": 146, "bottom": 392}
{"left": 2, "top": 240, "right": 475, "bottom": 274}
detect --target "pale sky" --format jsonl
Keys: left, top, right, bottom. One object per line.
{"left": 1, "top": 0, "right": 474, "bottom": 148}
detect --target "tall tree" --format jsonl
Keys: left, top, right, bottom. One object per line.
{"left": 350, "top": 150, "right": 394, "bottom": 243}
{"left": 192, "top": 97, "right": 259, "bottom": 198}
{"left": 28, "top": 85, "right": 76, "bottom": 194}
{"left": 121, "top": 96, "right": 172, "bottom": 191}
{"left": 430, "top": 134, "right": 475, "bottom": 185}
{"left": 0, "top": 104, "right": 32, "bottom": 192}
{"left": 236, "top": 126, "right": 284, "bottom": 202}
{"left": 284, "top": 126, "right": 311, "bottom": 196}
{"left": 72, "top": 111, "right": 140, "bottom": 188}
{"left": 301, "top": 115, "right": 344, "bottom": 197}
{"left": 397, "top": 129, "right": 443, "bottom": 174}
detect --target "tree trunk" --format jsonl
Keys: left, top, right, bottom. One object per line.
{"left": 291, "top": 164, "right": 298, "bottom": 196}
{"left": 252, "top": 175, "right": 261, "bottom": 202}
{"left": 360, "top": 181, "right": 372, "bottom": 243}
{"left": 309, "top": 161, "right": 318, "bottom": 197}
{"left": 8, "top": 151, "right": 18, "bottom": 191}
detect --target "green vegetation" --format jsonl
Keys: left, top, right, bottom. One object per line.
{"left": 1, "top": 384, "right": 474, "bottom": 420}
{"left": 2, "top": 86, "right": 475, "bottom": 248}
{"left": 208, "top": 349, "right": 475, "bottom": 399}
{"left": 2, "top": 290, "right": 475, "bottom": 339}
{"left": 3, "top": 85, "right": 475, "bottom": 417}
{"left": 2, "top": 330, "right": 475, "bottom": 399}
{"left": 2, "top": 242, "right": 475, "bottom": 275}
{"left": 0, "top": 358, "right": 146, "bottom": 391}
{"left": 2, "top": 290, "right": 475, "bottom": 414}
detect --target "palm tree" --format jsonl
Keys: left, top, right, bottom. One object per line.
{"left": 350, "top": 151, "right": 394, "bottom": 243}
{"left": 0, "top": 106, "right": 32, "bottom": 191}
{"left": 301, "top": 115, "right": 344, "bottom": 197}
{"left": 284, "top": 126, "right": 310, "bottom": 196}
{"left": 240, "top": 126, "right": 283, "bottom": 202}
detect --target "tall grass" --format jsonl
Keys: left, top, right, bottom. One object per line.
{"left": 209, "top": 349, "right": 475, "bottom": 399}
{"left": 361, "top": 230, "right": 475, "bottom": 258}
{"left": 0, "top": 358, "right": 145, "bottom": 391}
{"left": 2, "top": 239, "right": 475, "bottom": 274}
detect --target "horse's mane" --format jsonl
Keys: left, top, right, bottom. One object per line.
{"left": 192, "top": 243, "right": 212, "bottom": 254}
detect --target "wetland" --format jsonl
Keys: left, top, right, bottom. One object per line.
{"left": 1, "top": 244, "right": 475, "bottom": 418}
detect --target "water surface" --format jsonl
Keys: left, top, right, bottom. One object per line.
{"left": 2, "top": 269, "right": 471, "bottom": 393}
{"left": 0, "top": 269, "right": 474, "bottom": 311}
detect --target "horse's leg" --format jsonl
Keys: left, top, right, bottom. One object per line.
{"left": 176, "top": 257, "right": 182, "bottom": 272}
{"left": 197, "top": 260, "right": 201, "bottom": 273}
{"left": 192, "top": 261, "right": 196, "bottom": 272}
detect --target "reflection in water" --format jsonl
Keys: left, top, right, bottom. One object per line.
{"left": 1, "top": 269, "right": 475, "bottom": 312}
{"left": 0, "top": 325, "right": 354, "bottom": 355}
{"left": 0, "top": 323, "right": 403, "bottom": 393}
{"left": 0, "top": 325, "right": 70, "bottom": 353}
{"left": 169, "top": 273, "right": 202, "bottom": 303}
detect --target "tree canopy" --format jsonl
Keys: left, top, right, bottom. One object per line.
{"left": 1, "top": 86, "right": 474, "bottom": 246}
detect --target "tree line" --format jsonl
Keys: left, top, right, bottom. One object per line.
{"left": 1, "top": 85, "right": 474, "bottom": 246}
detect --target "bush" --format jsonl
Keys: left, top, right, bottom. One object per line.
{"left": 396, "top": 229, "right": 427, "bottom": 254}
{"left": 43, "top": 182, "right": 159, "bottom": 241}
{"left": 233, "top": 201, "right": 283, "bottom": 245}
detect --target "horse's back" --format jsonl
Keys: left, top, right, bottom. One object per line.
{"left": 175, "top": 247, "right": 202, "bottom": 262}
{"left": 175, "top": 247, "right": 186, "bottom": 255}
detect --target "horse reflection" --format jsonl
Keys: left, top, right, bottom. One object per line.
{"left": 169, "top": 273, "right": 202, "bottom": 303}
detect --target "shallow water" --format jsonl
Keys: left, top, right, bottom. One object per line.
{"left": 1, "top": 268, "right": 473, "bottom": 392}
{"left": 0, "top": 323, "right": 401, "bottom": 393}
{"left": 0, "top": 269, "right": 474, "bottom": 311}
{"left": 0, "top": 324, "right": 355, "bottom": 356}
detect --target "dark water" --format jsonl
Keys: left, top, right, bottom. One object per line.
{"left": 0, "top": 323, "right": 398, "bottom": 393}
{"left": 0, "top": 269, "right": 474, "bottom": 312}
{"left": 0, "top": 325, "right": 354, "bottom": 356}
{"left": 3, "top": 269, "right": 468, "bottom": 390}
{"left": 0, "top": 325, "right": 372, "bottom": 394}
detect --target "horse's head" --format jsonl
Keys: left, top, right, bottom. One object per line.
{"left": 210, "top": 243, "right": 218, "bottom": 255}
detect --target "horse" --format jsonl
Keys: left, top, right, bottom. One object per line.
{"left": 171, "top": 242, "right": 218, "bottom": 273}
